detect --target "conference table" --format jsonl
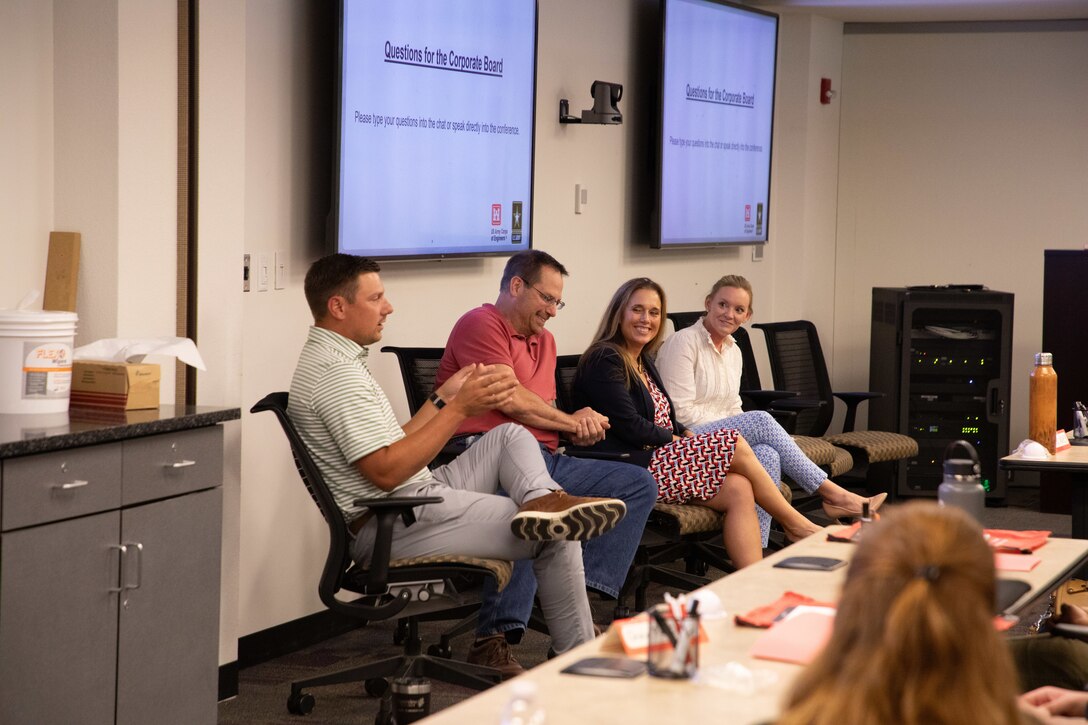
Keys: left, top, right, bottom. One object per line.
{"left": 424, "top": 525, "right": 1088, "bottom": 725}
{"left": 1001, "top": 446, "right": 1088, "bottom": 538}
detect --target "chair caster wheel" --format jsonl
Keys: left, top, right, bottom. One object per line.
{"left": 375, "top": 692, "right": 394, "bottom": 725}
{"left": 614, "top": 605, "right": 631, "bottom": 620}
{"left": 365, "top": 678, "right": 389, "bottom": 697}
{"left": 287, "top": 691, "right": 315, "bottom": 715}
{"left": 427, "top": 643, "right": 452, "bottom": 658}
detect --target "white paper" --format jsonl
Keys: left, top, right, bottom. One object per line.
{"left": 73, "top": 337, "right": 207, "bottom": 370}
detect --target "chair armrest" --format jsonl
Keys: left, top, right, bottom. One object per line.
{"left": 353, "top": 495, "right": 445, "bottom": 509}
{"left": 832, "top": 391, "right": 884, "bottom": 433}
{"left": 741, "top": 389, "right": 799, "bottom": 410}
{"left": 770, "top": 397, "right": 825, "bottom": 412}
{"left": 765, "top": 408, "right": 798, "bottom": 434}
{"left": 1052, "top": 623, "right": 1088, "bottom": 642}
{"left": 565, "top": 450, "right": 631, "bottom": 461}
{"left": 351, "top": 496, "right": 444, "bottom": 595}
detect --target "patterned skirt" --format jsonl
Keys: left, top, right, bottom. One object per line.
{"left": 648, "top": 428, "right": 740, "bottom": 504}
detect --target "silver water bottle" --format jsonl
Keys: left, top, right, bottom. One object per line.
{"left": 938, "top": 440, "right": 985, "bottom": 522}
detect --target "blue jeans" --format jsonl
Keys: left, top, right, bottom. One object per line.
{"left": 475, "top": 447, "right": 657, "bottom": 639}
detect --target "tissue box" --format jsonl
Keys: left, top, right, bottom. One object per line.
{"left": 70, "top": 361, "right": 161, "bottom": 410}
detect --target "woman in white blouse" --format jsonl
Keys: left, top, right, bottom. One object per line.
{"left": 655, "top": 275, "right": 884, "bottom": 521}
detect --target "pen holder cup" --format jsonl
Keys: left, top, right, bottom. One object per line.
{"left": 646, "top": 604, "right": 699, "bottom": 679}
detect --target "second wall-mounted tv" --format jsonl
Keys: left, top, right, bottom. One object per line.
{"left": 333, "top": 0, "right": 537, "bottom": 260}
{"left": 653, "top": 0, "right": 778, "bottom": 249}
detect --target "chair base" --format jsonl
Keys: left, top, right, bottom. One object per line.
{"left": 397, "top": 602, "right": 480, "bottom": 656}
{"left": 285, "top": 617, "right": 501, "bottom": 717}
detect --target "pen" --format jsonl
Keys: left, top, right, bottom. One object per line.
{"left": 648, "top": 605, "right": 674, "bottom": 644}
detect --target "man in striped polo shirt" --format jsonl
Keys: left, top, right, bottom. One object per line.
{"left": 288, "top": 253, "right": 627, "bottom": 664}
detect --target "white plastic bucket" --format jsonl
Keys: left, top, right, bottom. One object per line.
{"left": 0, "top": 310, "right": 79, "bottom": 414}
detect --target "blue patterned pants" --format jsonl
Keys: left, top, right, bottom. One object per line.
{"left": 692, "top": 410, "right": 827, "bottom": 544}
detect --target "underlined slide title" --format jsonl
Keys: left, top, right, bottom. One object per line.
{"left": 383, "top": 41, "right": 504, "bottom": 76}
{"left": 684, "top": 83, "right": 755, "bottom": 108}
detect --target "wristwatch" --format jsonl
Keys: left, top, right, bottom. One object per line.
{"left": 428, "top": 392, "right": 446, "bottom": 410}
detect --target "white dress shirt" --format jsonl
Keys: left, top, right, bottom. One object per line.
{"left": 655, "top": 317, "right": 744, "bottom": 428}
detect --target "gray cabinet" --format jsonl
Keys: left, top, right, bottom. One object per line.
{"left": 0, "top": 426, "right": 224, "bottom": 725}
{"left": 0, "top": 511, "right": 120, "bottom": 724}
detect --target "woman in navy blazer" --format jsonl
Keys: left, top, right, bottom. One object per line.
{"left": 573, "top": 278, "right": 821, "bottom": 568}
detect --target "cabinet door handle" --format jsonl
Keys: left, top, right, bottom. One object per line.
{"left": 123, "top": 542, "right": 144, "bottom": 591}
{"left": 987, "top": 380, "right": 1004, "bottom": 422}
{"left": 166, "top": 459, "right": 197, "bottom": 469}
{"left": 109, "top": 544, "right": 128, "bottom": 593}
{"left": 53, "top": 479, "right": 90, "bottom": 490}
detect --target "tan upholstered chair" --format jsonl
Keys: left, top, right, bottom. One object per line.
{"left": 752, "top": 320, "right": 919, "bottom": 495}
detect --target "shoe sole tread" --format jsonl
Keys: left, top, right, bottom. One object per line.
{"left": 510, "top": 501, "right": 626, "bottom": 541}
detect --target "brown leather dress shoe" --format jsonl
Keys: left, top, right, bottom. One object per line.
{"left": 510, "top": 491, "right": 627, "bottom": 542}
{"left": 467, "top": 634, "right": 525, "bottom": 680}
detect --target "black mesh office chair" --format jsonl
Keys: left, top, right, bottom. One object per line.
{"left": 752, "top": 320, "right": 919, "bottom": 494}
{"left": 380, "top": 346, "right": 469, "bottom": 466}
{"left": 251, "top": 393, "right": 510, "bottom": 717}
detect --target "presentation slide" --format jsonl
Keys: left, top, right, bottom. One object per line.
{"left": 658, "top": 0, "right": 777, "bottom": 246}
{"left": 337, "top": 0, "right": 536, "bottom": 259}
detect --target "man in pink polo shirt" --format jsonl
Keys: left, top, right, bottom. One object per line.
{"left": 436, "top": 250, "right": 657, "bottom": 674}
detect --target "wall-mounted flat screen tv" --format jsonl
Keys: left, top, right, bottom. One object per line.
{"left": 652, "top": 0, "right": 778, "bottom": 249}
{"left": 333, "top": 0, "right": 537, "bottom": 260}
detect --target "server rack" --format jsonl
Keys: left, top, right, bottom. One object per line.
{"left": 869, "top": 286, "right": 1014, "bottom": 500}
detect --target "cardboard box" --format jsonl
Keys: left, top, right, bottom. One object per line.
{"left": 70, "top": 361, "right": 161, "bottom": 410}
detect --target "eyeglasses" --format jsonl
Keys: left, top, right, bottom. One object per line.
{"left": 529, "top": 285, "right": 566, "bottom": 311}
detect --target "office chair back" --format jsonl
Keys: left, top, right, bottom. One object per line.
{"left": 665, "top": 310, "right": 702, "bottom": 332}
{"left": 752, "top": 320, "right": 834, "bottom": 436}
{"left": 554, "top": 354, "right": 581, "bottom": 415}
{"left": 250, "top": 392, "right": 385, "bottom": 619}
{"left": 381, "top": 346, "right": 475, "bottom": 467}
{"left": 730, "top": 326, "right": 766, "bottom": 397}
{"left": 380, "top": 346, "right": 445, "bottom": 413}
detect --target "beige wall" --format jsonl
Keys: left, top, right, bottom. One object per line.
{"left": 835, "top": 24, "right": 1088, "bottom": 441}
{"left": 0, "top": 1, "right": 53, "bottom": 309}
{"left": 6, "top": 0, "right": 1088, "bottom": 654}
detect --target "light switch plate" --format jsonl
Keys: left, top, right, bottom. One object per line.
{"left": 274, "top": 251, "right": 287, "bottom": 290}
{"left": 257, "top": 253, "right": 270, "bottom": 292}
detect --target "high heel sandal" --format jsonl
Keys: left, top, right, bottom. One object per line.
{"left": 821, "top": 492, "right": 888, "bottom": 522}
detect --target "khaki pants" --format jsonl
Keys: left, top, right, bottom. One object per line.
{"left": 350, "top": 423, "right": 595, "bottom": 654}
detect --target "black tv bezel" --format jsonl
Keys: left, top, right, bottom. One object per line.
{"left": 651, "top": 0, "right": 779, "bottom": 250}
{"left": 329, "top": 0, "right": 539, "bottom": 261}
